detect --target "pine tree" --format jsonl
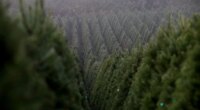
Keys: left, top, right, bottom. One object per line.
{"left": 0, "top": 1, "right": 54, "bottom": 110}
{"left": 169, "top": 15, "right": 200, "bottom": 110}
{"left": 0, "top": 0, "right": 85, "bottom": 109}
{"left": 18, "top": 0, "right": 84, "bottom": 109}
{"left": 90, "top": 15, "right": 200, "bottom": 110}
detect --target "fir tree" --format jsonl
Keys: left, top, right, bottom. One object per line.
{"left": 90, "top": 15, "right": 200, "bottom": 110}
{"left": 0, "top": 0, "right": 85, "bottom": 109}
{"left": 0, "top": 1, "right": 54, "bottom": 110}
{"left": 19, "top": 0, "right": 84, "bottom": 109}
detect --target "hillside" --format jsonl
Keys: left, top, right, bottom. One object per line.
{"left": 45, "top": 0, "right": 200, "bottom": 66}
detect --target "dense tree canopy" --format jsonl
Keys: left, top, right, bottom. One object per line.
{"left": 90, "top": 15, "right": 200, "bottom": 110}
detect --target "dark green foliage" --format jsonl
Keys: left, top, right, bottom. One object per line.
{"left": 168, "top": 16, "right": 200, "bottom": 110}
{"left": 0, "top": 0, "right": 84, "bottom": 110}
{"left": 0, "top": 2, "right": 54, "bottom": 110}
{"left": 90, "top": 15, "right": 200, "bottom": 110}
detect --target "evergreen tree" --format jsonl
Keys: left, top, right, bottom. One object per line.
{"left": 18, "top": 0, "right": 84, "bottom": 109}
{"left": 0, "top": 0, "right": 84, "bottom": 109}
{"left": 0, "top": 1, "right": 54, "bottom": 110}
{"left": 90, "top": 15, "right": 200, "bottom": 110}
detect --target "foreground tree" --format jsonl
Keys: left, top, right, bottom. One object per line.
{"left": 90, "top": 15, "right": 200, "bottom": 110}
{"left": 0, "top": 0, "right": 84, "bottom": 109}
